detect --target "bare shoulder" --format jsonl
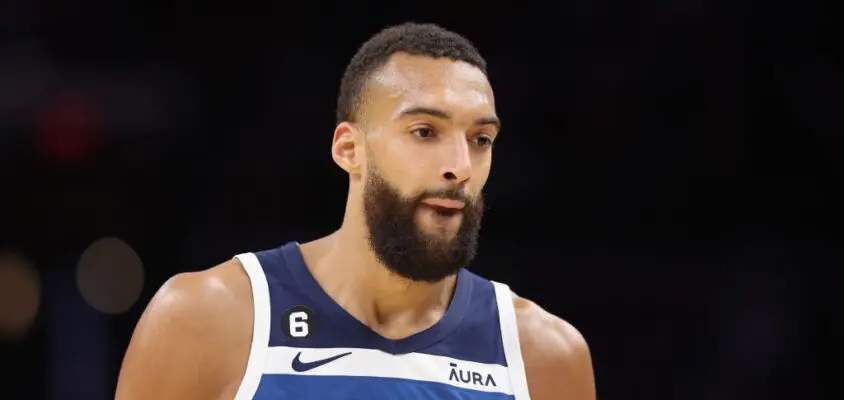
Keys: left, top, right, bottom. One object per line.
{"left": 115, "top": 259, "right": 254, "bottom": 399}
{"left": 143, "top": 259, "right": 254, "bottom": 339}
{"left": 512, "top": 293, "right": 596, "bottom": 400}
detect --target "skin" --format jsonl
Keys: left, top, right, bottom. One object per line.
{"left": 115, "top": 53, "right": 596, "bottom": 400}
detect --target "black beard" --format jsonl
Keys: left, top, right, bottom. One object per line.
{"left": 363, "top": 168, "right": 484, "bottom": 283}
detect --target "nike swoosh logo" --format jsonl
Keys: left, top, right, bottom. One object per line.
{"left": 291, "top": 351, "right": 353, "bottom": 372}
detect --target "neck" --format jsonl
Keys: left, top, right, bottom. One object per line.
{"left": 299, "top": 212, "right": 458, "bottom": 340}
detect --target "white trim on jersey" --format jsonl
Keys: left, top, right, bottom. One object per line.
{"left": 263, "top": 345, "right": 514, "bottom": 395}
{"left": 233, "top": 253, "right": 272, "bottom": 400}
{"left": 492, "top": 281, "right": 532, "bottom": 400}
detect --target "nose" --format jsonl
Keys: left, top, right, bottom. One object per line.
{"left": 440, "top": 135, "right": 472, "bottom": 183}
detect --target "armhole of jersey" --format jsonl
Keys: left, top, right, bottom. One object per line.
{"left": 492, "top": 281, "right": 532, "bottom": 400}
{"left": 233, "top": 253, "right": 271, "bottom": 400}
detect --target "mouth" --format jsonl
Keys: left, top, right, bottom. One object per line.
{"left": 420, "top": 198, "right": 465, "bottom": 210}
{"left": 425, "top": 205, "right": 460, "bottom": 217}
{"left": 420, "top": 198, "right": 465, "bottom": 218}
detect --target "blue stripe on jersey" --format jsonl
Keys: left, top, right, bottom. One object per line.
{"left": 254, "top": 243, "right": 508, "bottom": 367}
{"left": 252, "top": 374, "right": 515, "bottom": 400}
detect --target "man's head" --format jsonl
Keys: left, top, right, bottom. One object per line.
{"left": 331, "top": 23, "right": 499, "bottom": 283}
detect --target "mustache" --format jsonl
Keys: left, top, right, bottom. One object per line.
{"left": 416, "top": 188, "right": 475, "bottom": 205}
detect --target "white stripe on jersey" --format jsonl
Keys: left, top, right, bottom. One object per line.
{"left": 262, "top": 345, "right": 513, "bottom": 395}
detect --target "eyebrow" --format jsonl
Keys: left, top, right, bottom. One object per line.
{"left": 397, "top": 106, "right": 501, "bottom": 130}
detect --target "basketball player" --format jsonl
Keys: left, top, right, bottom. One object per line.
{"left": 116, "top": 23, "right": 596, "bottom": 399}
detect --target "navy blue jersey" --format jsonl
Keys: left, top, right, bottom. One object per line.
{"left": 232, "top": 242, "right": 530, "bottom": 399}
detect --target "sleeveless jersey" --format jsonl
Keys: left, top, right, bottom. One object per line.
{"left": 231, "top": 242, "right": 531, "bottom": 399}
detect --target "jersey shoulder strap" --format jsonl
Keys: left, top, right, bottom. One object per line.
{"left": 492, "top": 281, "right": 532, "bottom": 400}
{"left": 232, "top": 252, "right": 271, "bottom": 400}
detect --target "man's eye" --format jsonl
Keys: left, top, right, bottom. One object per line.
{"left": 411, "top": 127, "right": 434, "bottom": 138}
{"left": 475, "top": 136, "right": 493, "bottom": 147}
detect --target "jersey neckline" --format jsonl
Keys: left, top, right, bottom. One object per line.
{"left": 279, "top": 241, "right": 474, "bottom": 355}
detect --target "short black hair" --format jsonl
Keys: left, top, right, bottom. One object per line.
{"left": 336, "top": 22, "right": 487, "bottom": 125}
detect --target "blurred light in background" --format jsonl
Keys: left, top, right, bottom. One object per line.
{"left": 0, "top": 250, "right": 41, "bottom": 340}
{"left": 34, "top": 90, "right": 103, "bottom": 166}
{"left": 76, "top": 237, "right": 144, "bottom": 314}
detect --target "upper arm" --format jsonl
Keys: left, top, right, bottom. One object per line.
{"left": 515, "top": 297, "right": 596, "bottom": 400}
{"left": 115, "top": 261, "right": 253, "bottom": 399}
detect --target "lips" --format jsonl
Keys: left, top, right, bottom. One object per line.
{"left": 420, "top": 198, "right": 466, "bottom": 210}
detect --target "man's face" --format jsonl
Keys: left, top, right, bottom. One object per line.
{"left": 359, "top": 53, "right": 499, "bottom": 282}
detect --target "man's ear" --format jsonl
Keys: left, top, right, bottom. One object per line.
{"left": 331, "top": 121, "right": 362, "bottom": 175}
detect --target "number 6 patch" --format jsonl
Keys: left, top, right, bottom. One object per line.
{"left": 281, "top": 305, "right": 317, "bottom": 341}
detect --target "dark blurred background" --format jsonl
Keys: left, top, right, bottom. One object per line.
{"left": 0, "top": 1, "right": 841, "bottom": 399}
